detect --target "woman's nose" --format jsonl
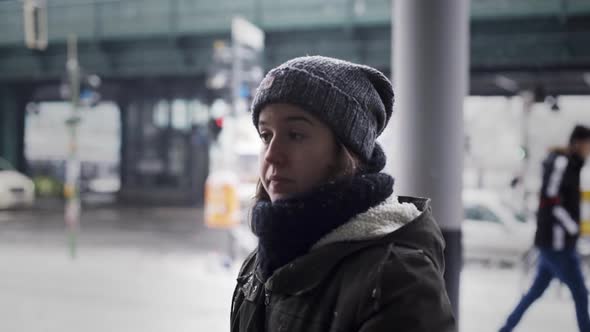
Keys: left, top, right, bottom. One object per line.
{"left": 264, "top": 137, "right": 286, "bottom": 166}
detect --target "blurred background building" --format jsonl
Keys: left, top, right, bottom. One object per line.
{"left": 1, "top": 0, "right": 589, "bottom": 207}
{"left": 1, "top": 0, "right": 590, "bottom": 331}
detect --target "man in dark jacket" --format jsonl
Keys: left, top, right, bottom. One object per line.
{"left": 500, "top": 125, "right": 590, "bottom": 332}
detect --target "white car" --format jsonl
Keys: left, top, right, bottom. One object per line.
{"left": 0, "top": 157, "right": 35, "bottom": 209}
{"left": 463, "top": 189, "right": 535, "bottom": 265}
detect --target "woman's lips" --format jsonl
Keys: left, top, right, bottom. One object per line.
{"left": 268, "top": 175, "right": 291, "bottom": 182}
{"left": 268, "top": 176, "right": 293, "bottom": 192}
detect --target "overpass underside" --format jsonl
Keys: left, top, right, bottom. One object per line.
{"left": 1, "top": 0, "right": 590, "bottom": 204}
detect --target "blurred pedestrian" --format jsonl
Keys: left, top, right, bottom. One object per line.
{"left": 499, "top": 125, "right": 590, "bottom": 332}
{"left": 230, "top": 56, "right": 456, "bottom": 331}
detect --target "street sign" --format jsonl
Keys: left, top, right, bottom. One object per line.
{"left": 23, "top": 0, "right": 48, "bottom": 50}
{"left": 231, "top": 17, "right": 264, "bottom": 51}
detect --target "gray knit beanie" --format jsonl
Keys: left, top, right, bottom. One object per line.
{"left": 251, "top": 56, "right": 394, "bottom": 168}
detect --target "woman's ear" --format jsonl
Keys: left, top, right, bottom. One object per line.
{"left": 329, "top": 144, "right": 359, "bottom": 180}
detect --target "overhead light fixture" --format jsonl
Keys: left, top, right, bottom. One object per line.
{"left": 354, "top": 0, "right": 366, "bottom": 16}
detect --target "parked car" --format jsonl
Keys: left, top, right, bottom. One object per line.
{"left": 463, "top": 189, "right": 535, "bottom": 265}
{"left": 0, "top": 157, "right": 35, "bottom": 209}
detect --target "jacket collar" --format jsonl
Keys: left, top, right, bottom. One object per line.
{"left": 570, "top": 152, "right": 586, "bottom": 169}
{"left": 311, "top": 194, "right": 421, "bottom": 249}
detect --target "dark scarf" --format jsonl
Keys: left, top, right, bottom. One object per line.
{"left": 251, "top": 172, "right": 394, "bottom": 280}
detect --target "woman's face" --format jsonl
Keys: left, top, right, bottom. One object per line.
{"left": 258, "top": 103, "right": 340, "bottom": 202}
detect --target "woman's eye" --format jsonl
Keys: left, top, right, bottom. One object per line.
{"left": 289, "top": 132, "right": 305, "bottom": 141}
{"left": 260, "top": 132, "right": 272, "bottom": 143}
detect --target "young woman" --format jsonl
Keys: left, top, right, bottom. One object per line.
{"left": 230, "top": 56, "right": 456, "bottom": 332}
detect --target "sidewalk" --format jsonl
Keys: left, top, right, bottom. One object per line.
{"left": 461, "top": 264, "right": 578, "bottom": 332}
{"left": 0, "top": 203, "right": 581, "bottom": 331}
{"left": 0, "top": 201, "right": 250, "bottom": 255}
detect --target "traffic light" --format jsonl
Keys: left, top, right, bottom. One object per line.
{"left": 208, "top": 117, "right": 224, "bottom": 141}
{"left": 60, "top": 73, "right": 102, "bottom": 108}
{"left": 79, "top": 75, "right": 101, "bottom": 107}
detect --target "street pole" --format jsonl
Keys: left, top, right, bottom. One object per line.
{"left": 64, "top": 34, "right": 81, "bottom": 259}
{"left": 520, "top": 90, "right": 534, "bottom": 218}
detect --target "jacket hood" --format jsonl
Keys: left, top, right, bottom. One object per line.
{"left": 311, "top": 194, "right": 421, "bottom": 249}
{"left": 307, "top": 195, "right": 446, "bottom": 274}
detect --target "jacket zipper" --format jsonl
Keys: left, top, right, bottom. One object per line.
{"left": 264, "top": 288, "right": 271, "bottom": 306}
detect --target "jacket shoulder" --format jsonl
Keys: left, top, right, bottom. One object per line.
{"left": 237, "top": 250, "right": 258, "bottom": 278}
{"left": 335, "top": 242, "right": 454, "bottom": 330}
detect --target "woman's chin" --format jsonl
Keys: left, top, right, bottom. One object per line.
{"left": 269, "top": 190, "right": 298, "bottom": 202}
{"left": 270, "top": 193, "right": 290, "bottom": 202}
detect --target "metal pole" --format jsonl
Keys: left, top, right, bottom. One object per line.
{"left": 65, "top": 34, "right": 81, "bottom": 259}
{"left": 520, "top": 90, "right": 534, "bottom": 218}
{"left": 392, "top": 0, "right": 469, "bottom": 320}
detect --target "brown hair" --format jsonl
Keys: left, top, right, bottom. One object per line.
{"left": 253, "top": 142, "right": 364, "bottom": 202}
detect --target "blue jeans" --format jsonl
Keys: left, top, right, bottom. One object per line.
{"left": 500, "top": 249, "right": 590, "bottom": 332}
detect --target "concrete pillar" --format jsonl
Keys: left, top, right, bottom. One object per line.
{"left": 391, "top": 0, "right": 469, "bottom": 319}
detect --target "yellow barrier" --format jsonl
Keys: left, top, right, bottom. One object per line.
{"left": 204, "top": 172, "right": 240, "bottom": 229}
